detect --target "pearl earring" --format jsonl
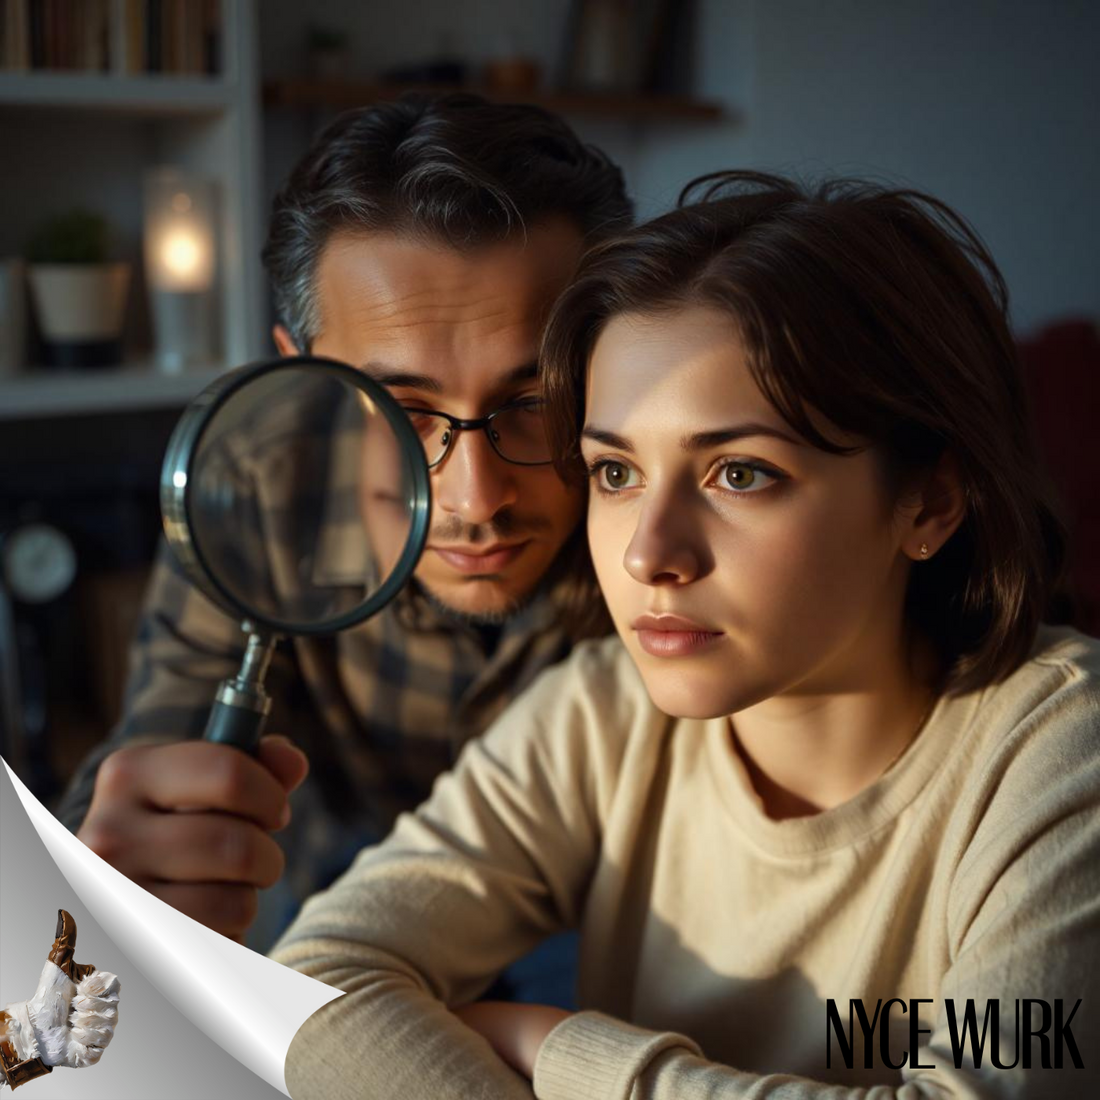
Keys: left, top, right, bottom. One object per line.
{"left": 919, "top": 543, "right": 929, "bottom": 558}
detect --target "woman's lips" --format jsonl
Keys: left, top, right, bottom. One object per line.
{"left": 430, "top": 541, "right": 530, "bottom": 574}
{"left": 632, "top": 614, "right": 725, "bottom": 657}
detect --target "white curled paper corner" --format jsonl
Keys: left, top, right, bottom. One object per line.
{"left": 1, "top": 759, "right": 344, "bottom": 1097}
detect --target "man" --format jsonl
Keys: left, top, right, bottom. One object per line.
{"left": 55, "top": 93, "right": 631, "bottom": 951}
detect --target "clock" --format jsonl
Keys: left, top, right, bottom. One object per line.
{"left": 0, "top": 521, "right": 77, "bottom": 795}
{"left": 2, "top": 522, "right": 77, "bottom": 604}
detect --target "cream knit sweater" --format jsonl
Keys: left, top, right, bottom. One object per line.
{"left": 271, "top": 626, "right": 1100, "bottom": 1099}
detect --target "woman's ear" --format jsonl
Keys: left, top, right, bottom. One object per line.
{"left": 272, "top": 323, "right": 300, "bottom": 357}
{"left": 904, "top": 451, "right": 967, "bottom": 562}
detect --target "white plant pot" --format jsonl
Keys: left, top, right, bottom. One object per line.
{"left": 0, "top": 257, "right": 26, "bottom": 376}
{"left": 27, "top": 262, "right": 131, "bottom": 368}
{"left": 28, "top": 262, "right": 130, "bottom": 342}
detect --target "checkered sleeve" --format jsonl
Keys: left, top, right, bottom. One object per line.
{"left": 52, "top": 537, "right": 292, "bottom": 830}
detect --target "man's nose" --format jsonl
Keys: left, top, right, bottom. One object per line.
{"left": 623, "top": 491, "right": 709, "bottom": 586}
{"left": 432, "top": 428, "right": 518, "bottom": 525}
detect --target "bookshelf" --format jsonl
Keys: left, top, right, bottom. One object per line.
{"left": 0, "top": 360, "right": 228, "bottom": 419}
{"left": 0, "top": 0, "right": 264, "bottom": 420}
{"left": 264, "top": 79, "right": 728, "bottom": 124}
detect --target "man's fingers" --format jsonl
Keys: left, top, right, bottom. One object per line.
{"left": 257, "top": 735, "right": 309, "bottom": 797}
{"left": 147, "top": 881, "right": 259, "bottom": 937}
{"left": 93, "top": 741, "right": 291, "bottom": 831}
{"left": 106, "top": 812, "right": 286, "bottom": 887}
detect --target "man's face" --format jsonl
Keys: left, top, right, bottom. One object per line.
{"left": 281, "top": 224, "right": 586, "bottom": 619}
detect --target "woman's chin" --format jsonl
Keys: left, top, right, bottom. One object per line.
{"left": 638, "top": 669, "right": 744, "bottom": 721}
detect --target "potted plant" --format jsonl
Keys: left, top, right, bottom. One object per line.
{"left": 26, "top": 210, "right": 130, "bottom": 368}
{"left": 306, "top": 24, "right": 352, "bottom": 81}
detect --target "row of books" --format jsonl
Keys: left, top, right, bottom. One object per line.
{"left": 1, "top": 0, "right": 222, "bottom": 76}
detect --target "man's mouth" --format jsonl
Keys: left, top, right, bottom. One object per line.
{"left": 430, "top": 541, "right": 531, "bottom": 574}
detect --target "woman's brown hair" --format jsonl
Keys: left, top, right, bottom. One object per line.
{"left": 541, "top": 171, "right": 1066, "bottom": 694}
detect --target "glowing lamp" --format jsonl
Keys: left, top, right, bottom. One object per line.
{"left": 144, "top": 169, "right": 217, "bottom": 372}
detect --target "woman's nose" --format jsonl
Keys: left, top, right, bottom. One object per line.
{"left": 623, "top": 495, "right": 708, "bottom": 586}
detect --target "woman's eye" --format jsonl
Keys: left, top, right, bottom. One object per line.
{"left": 714, "top": 461, "right": 778, "bottom": 493}
{"left": 590, "top": 460, "right": 638, "bottom": 492}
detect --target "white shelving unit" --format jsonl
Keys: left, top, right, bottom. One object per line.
{"left": 0, "top": 361, "right": 228, "bottom": 419}
{"left": 0, "top": 70, "right": 236, "bottom": 113}
{"left": 0, "top": 0, "right": 264, "bottom": 422}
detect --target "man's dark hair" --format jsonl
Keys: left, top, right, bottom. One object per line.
{"left": 542, "top": 170, "right": 1068, "bottom": 694}
{"left": 263, "top": 92, "right": 633, "bottom": 350}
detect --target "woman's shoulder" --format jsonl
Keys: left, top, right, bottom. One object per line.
{"left": 953, "top": 625, "right": 1099, "bottom": 819}
{"left": 940, "top": 627, "right": 1100, "bottom": 935}
{"left": 477, "top": 635, "right": 671, "bottom": 809}
{"left": 979, "top": 624, "right": 1100, "bottom": 741}
{"left": 1027, "top": 623, "right": 1100, "bottom": 682}
{"left": 516, "top": 633, "right": 652, "bottom": 718}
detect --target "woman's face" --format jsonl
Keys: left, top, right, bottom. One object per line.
{"left": 582, "top": 306, "right": 914, "bottom": 719}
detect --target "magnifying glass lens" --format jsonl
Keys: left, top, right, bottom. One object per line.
{"left": 187, "top": 367, "right": 417, "bottom": 631}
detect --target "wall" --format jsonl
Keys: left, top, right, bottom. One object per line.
{"left": 256, "top": 0, "right": 1099, "bottom": 337}
{"left": 634, "top": 0, "right": 1100, "bottom": 334}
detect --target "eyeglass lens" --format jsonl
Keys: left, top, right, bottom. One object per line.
{"left": 403, "top": 403, "right": 551, "bottom": 466}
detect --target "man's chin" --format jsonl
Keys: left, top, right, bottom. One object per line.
{"left": 417, "top": 574, "right": 536, "bottom": 625}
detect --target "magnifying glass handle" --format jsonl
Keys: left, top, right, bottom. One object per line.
{"left": 203, "top": 693, "right": 270, "bottom": 755}
{"left": 203, "top": 631, "right": 278, "bottom": 755}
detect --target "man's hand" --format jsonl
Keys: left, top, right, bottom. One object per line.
{"left": 454, "top": 1001, "right": 571, "bottom": 1080}
{"left": 0, "top": 910, "right": 121, "bottom": 1089}
{"left": 77, "top": 735, "right": 308, "bottom": 938}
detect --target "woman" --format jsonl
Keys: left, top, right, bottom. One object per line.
{"left": 272, "top": 173, "right": 1098, "bottom": 1099}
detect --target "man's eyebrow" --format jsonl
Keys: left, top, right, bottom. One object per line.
{"left": 359, "top": 362, "right": 443, "bottom": 393}
{"left": 358, "top": 361, "right": 539, "bottom": 394}
{"left": 580, "top": 422, "right": 803, "bottom": 452}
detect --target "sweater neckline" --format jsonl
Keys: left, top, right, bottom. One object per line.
{"left": 699, "top": 687, "right": 983, "bottom": 857}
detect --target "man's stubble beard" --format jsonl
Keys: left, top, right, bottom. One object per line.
{"left": 418, "top": 509, "right": 560, "bottom": 625}
{"left": 418, "top": 577, "right": 536, "bottom": 626}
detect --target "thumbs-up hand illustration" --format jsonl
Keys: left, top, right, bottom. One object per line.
{"left": 0, "top": 910, "right": 121, "bottom": 1090}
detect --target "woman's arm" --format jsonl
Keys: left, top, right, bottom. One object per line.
{"left": 526, "top": 691, "right": 1100, "bottom": 1100}
{"left": 270, "top": 641, "right": 637, "bottom": 1100}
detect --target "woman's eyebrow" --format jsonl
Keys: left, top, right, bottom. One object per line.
{"left": 683, "top": 424, "right": 803, "bottom": 449}
{"left": 581, "top": 423, "right": 802, "bottom": 452}
{"left": 581, "top": 426, "right": 634, "bottom": 451}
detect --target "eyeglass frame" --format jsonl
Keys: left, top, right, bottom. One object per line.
{"left": 398, "top": 397, "right": 554, "bottom": 468}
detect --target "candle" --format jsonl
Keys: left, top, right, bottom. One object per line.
{"left": 144, "top": 169, "right": 217, "bottom": 370}
{"left": 145, "top": 173, "right": 215, "bottom": 293}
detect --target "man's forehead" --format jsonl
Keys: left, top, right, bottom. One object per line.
{"left": 359, "top": 359, "right": 539, "bottom": 393}
{"left": 312, "top": 224, "right": 583, "bottom": 395}
{"left": 316, "top": 223, "right": 584, "bottom": 327}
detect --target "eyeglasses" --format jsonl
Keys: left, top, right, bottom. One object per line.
{"left": 399, "top": 398, "right": 553, "bottom": 468}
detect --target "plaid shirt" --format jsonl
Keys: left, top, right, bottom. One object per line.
{"left": 55, "top": 376, "right": 606, "bottom": 947}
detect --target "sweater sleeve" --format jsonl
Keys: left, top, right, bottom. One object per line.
{"left": 270, "top": 639, "right": 640, "bottom": 1100}
{"left": 532, "top": 672, "right": 1100, "bottom": 1100}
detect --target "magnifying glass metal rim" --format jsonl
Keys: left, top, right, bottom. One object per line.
{"left": 160, "top": 354, "right": 432, "bottom": 637}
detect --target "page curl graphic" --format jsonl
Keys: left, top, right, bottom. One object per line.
{"left": 2, "top": 760, "right": 343, "bottom": 1097}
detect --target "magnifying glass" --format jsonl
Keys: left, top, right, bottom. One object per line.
{"left": 160, "top": 356, "right": 431, "bottom": 754}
